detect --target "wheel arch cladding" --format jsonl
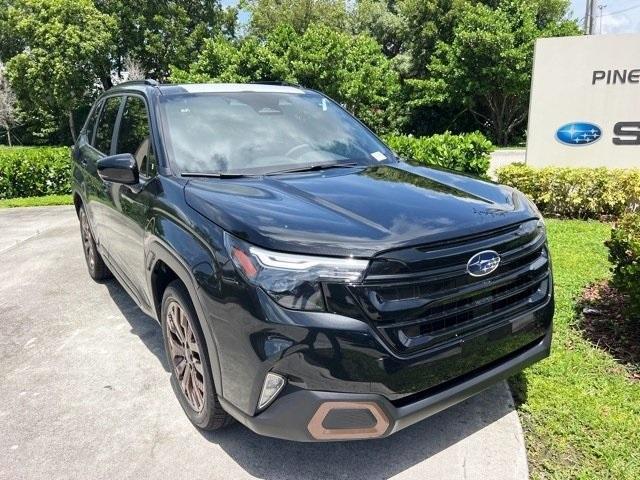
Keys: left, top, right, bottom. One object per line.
{"left": 148, "top": 237, "right": 225, "bottom": 397}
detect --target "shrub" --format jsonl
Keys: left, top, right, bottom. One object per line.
{"left": 0, "top": 146, "right": 71, "bottom": 199}
{"left": 606, "top": 213, "right": 640, "bottom": 317}
{"left": 382, "top": 131, "right": 493, "bottom": 177}
{"left": 496, "top": 163, "right": 640, "bottom": 219}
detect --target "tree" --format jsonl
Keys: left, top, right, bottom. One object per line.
{"left": 0, "top": 62, "right": 17, "bottom": 146}
{"left": 170, "top": 24, "right": 400, "bottom": 133}
{"left": 349, "top": 0, "right": 405, "bottom": 58}
{"left": 0, "top": 0, "right": 24, "bottom": 62}
{"left": 287, "top": 25, "right": 400, "bottom": 131}
{"left": 170, "top": 34, "right": 290, "bottom": 84}
{"left": 6, "top": 0, "right": 115, "bottom": 143}
{"left": 94, "top": 0, "right": 237, "bottom": 85}
{"left": 121, "top": 56, "right": 146, "bottom": 82}
{"left": 425, "top": 0, "right": 579, "bottom": 145}
{"left": 394, "top": 0, "right": 458, "bottom": 77}
{"left": 243, "top": 0, "right": 348, "bottom": 37}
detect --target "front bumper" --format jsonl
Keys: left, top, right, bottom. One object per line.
{"left": 219, "top": 325, "right": 552, "bottom": 442}
{"left": 222, "top": 328, "right": 551, "bottom": 441}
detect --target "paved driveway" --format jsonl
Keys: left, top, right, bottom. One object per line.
{"left": 0, "top": 206, "right": 528, "bottom": 480}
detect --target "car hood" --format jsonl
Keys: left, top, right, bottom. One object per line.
{"left": 184, "top": 162, "right": 538, "bottom": 257}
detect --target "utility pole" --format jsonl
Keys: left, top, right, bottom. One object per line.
{"left": 584, "top": 0, "right": 598, "bottom": 35}
{"left": 598, "top": 3, "right": 607, "bottom": 34}
{"left": 584, "top": 0, "right": 592, "bottom": 34}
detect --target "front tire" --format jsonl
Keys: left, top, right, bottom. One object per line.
{"left": 78, "top": 206, "right": 111, "bottom": 281}
{"left": 161, "top": 280, "right": 232, "bottom": 431}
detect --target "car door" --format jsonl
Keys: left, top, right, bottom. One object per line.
{"left": 74, "top": 98, "right": 103, "bottom": 230}
{"left": 82, "top": 95, "right": 125, "bottom": 258}
{"left": 106, "top": 94, "right": 158, "bottom": 308}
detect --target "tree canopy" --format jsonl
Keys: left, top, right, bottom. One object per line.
{"left": 425, "top": 0, "right": 580, "bottom": 145}
{"left": 171, "top": 24, "right": 400, "bottom": 132}
{"left": 5, "top": 0, "right": 115, "bottom": 142}
{"left": 0, "top": 0, "right": 580, "bottom": 146}
{"left": 242, "top": 0, "right": 348, "bottom": 37}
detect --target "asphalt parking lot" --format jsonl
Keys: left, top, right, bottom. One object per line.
{"left": 0, "top": 206, "right": 528, "bottom": 480}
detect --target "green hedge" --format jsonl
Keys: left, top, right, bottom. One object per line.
{"left": 383, "top": 131, "right": 493, "bottom": 177}
{"left": 0, "top": 147, "right": 72, "bottom": 199}
{"left": 606, "top": 213, "right": 640, "bottom": 317}
{"left": 496, "top": 163, "right": 640, "bottom": 219}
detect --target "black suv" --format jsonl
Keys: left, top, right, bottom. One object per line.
{"left": 72, "top": 80, "right": 553, "bottom": 441}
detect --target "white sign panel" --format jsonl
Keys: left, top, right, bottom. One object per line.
{"left": 527, "top": 34, "right": 640, "bottom": 168}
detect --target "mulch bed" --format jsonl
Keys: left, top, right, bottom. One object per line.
{"left": 576, "top": 280, "right": 640, "bottom": 381}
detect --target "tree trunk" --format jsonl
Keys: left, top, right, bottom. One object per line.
{"left": 6, "top": 127, "right": 11, "bottom": 147}
{"left": 68, "top": 111, "right": 77, "bottom": 144}
{"left": 100, "top": 75, "right": 113, "bottom": 91}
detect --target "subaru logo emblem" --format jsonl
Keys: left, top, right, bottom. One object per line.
{"left": 556, "top": 122, "right": 602, "bottom": 146}
{"left": 467, "top": 250, "right": 501, "bottom": 277}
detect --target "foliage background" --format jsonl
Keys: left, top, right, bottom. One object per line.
{"left": 607, "top": 213, "right": 640, "bottom": 316}
{"left": 0, "top": 146, "right": 71, "bottom": 198}
{"left": 383, "top": 131, "right": 493, "bottom": 177}
{"left": 0, "top": 0, "right": 580, "bottom": 147}
{"left": 497, "top": 164, "right": 640, "bottom": 219}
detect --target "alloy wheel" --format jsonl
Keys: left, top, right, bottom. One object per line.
{"left": 80, "top": 211, "right": 96, "bottom": 270}
{"left": 166, "top": 300, "right": 205, "bottom": 412}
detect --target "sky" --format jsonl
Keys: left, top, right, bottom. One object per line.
{"left": 222, "top": 0, "right": 640, "bottom": 35}
{"left": 569, "top": 1, "right": 640, "bottom": 33}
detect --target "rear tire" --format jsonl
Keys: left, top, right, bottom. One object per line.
{"left": 78, "top": 206, "right": 111, "bottom": 281}
{"left": 161, "top": 280, "right": 232, "bottom": 431}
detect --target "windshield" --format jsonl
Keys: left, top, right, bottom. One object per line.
{"left": 159, "top": 90, "right": 395, "bottom": 175}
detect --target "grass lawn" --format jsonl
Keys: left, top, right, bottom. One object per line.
{"left": 0, "top": 194, "right": 73, "bottom": 208}
{"left": 515, "top": 219, "right": 640, "bottom": 479}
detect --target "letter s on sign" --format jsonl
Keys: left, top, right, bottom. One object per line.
{"left": 613, "top": 122, "right": 640, "bottom": 145}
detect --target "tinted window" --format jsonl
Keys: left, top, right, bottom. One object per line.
{"left": 116, "top": 96, "right": 155, "bottom": 177}
{"left": 84, "top": 101, "right": 102, "bottom": 144}
{"left": 159, "top": 91, "right": 393, "bottom": 175}
{"left": 94, "top": 96, "right": 122, "bottom": 154}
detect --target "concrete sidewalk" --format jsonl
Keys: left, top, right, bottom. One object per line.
{"left": 0, "top": 206, "right": 529, "bottom": 480}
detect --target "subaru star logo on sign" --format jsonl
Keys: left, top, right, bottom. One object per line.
{"left": 467, "top": 250, "right": 501, "bottom": 277}
{"left": 555, "top": 122, "right": 602, "bottom": 146}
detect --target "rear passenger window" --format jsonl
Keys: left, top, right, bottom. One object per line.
{"left": 94, "top": 96, "right": 122, "bottom": 154}
{"left": 116, "top": 96, "right": 156, "bottom": 177}
{"left": 84, "top": 101, "right": 102, "bottom": 144}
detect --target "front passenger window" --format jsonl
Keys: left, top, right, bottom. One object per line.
{"left": 94, "top": 96, "right": 122, "bottom": 154}
{"left": 116, "top": 96, "right": 155, "bottom": 177}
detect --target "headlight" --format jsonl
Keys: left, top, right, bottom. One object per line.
{"left": 224, "top": 232, "right": 369, "bottom": 311}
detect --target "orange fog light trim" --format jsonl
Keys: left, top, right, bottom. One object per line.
{"left": 307, "top": 401, "right": 390, "bottom": 440}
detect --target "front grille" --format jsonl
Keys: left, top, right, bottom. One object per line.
{"left": 349, "top": 220, "right": 550, "bottom": 354}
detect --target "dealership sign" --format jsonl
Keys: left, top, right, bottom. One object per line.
{"left": 555, "top": 122, "right": 602, "bottom": 146}
{"left": 527, "top": 34, "right": 640, "bottom": 167}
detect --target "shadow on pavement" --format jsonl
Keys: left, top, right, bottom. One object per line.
{"left": 197, "top": 391, "right": 511, "bottom": 480}
{"left": 104, "top": 279, "right": 170, "bottom": 372}
{"left": 105, "top": 276, "right": 514, "bottom": 480}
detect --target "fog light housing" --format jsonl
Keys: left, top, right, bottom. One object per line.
{"left": 307, "top": 401, "right": 390, "bottom": 440}
{"left": 258, "top": 372, "right": 286, "bottom": 410}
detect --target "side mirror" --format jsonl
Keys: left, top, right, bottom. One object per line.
{"left": 97, "top": 153, "right": 139, "bottom": 185}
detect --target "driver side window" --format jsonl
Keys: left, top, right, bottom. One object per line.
{"left": 116, "top": 96, "right": 156, "bottom": 178}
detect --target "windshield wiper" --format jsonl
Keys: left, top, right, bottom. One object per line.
{"left": 181, "top": 171, "right": 248, "bottom": 179}
{"left": 266, "top": 162, "right": 359, "bottom": 175}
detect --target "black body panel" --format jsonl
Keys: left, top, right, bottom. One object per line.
{"left": 184, "top": 162, "right": 538, "bottom": 257}
{"left": 71, "top": 82, "right": 554, "bottom": 441}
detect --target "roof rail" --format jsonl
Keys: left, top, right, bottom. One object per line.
{"left": 249, "top": 80, "right": 302, "bottom": 88}
{"left": 116, "top": 79, "right": 159, "bottom": 87}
